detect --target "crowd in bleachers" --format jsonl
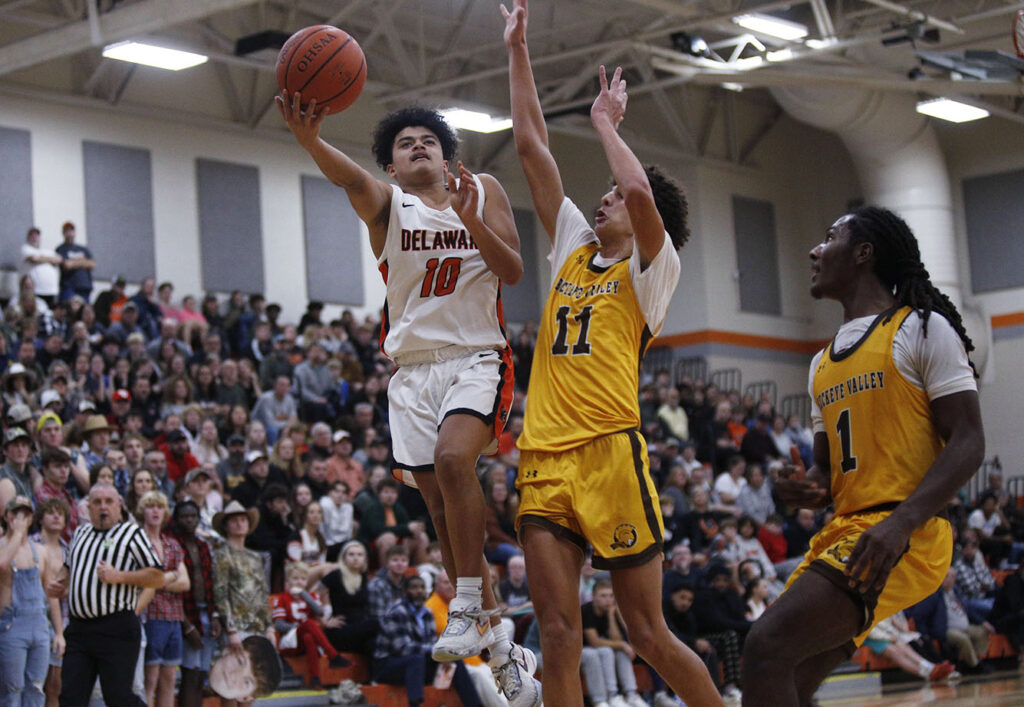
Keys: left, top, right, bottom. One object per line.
{"left": 2, "top": 253, "right": 1024, "bottom": 704}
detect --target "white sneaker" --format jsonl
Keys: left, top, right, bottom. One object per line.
{"left": 492, "top": 643, "right": 542, "bottom": 707}
{"left": 626, "top": 693, "right": 648, "bottom": 707}
{"left": 432, "top": 605, "right": 494, "bottom": 661}
{"left": 609, "top": 695, "right": 630, "bottom": 707}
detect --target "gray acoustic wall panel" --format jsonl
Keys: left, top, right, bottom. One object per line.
{"left": 963, "top": 168, "right": 1024, "bottom": 293}
{"left": 196, "top": 158, "right": 264, "bottom": 294}
{"left": 732, "top": 195, "right": 782, "bottom": 316}
{"left": 301, "top": 175, "right": 364, "bottom": 305}
{"left": 0, "top": 126, "right": 33, "bottom": 269}
{"left": 83, "top": 141, "right": 156, "bottom": 281}
{"left": 501, "top": 208, "right": 542, "bottom": 325}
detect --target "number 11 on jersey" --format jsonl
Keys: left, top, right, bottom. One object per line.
{"left": 551, "top": 305, "right": 593, "bottom": 356}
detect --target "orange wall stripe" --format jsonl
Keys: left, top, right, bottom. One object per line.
{"left": 652, "top": 329, "right": 830, "bottom": 356}
{"left": 652, "top": 311, "right": 1024, "bottom": 355}
{"left": 992, "top": 312, "right": 1024, "bottom": 329}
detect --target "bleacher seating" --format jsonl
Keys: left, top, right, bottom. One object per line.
{"left": 280, "top": 651, "right": 369, "bottom": 686}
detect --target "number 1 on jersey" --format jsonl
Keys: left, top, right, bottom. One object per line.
{"left": 836, "top": 408, "right": 858, "bottom": 474}
{"left": 552, "top": 305, "right": 593, "bottom": 356}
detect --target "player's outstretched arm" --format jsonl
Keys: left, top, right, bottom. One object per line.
{"left": 276, "top": 90, "right": 391, "bottom": 232}
{"left": 590, "top": 66, "right": 664, "bottom": 268}
{"left": 447, "top": 162, "right": 523, "bottom": 285}
{"left": 502, "top": 0, "right": 564, "bottom": 241}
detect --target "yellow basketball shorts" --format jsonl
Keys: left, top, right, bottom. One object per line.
{"left": 516, "top": 429, "right": 664, "bottom": 570}
{"left": 785, "top": 509, "right": 952, "bottom": 646}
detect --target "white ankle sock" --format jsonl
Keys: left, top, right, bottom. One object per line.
{"left": 917, "top": 658, "right": 935, "bottom": 678}
{"left": 452, "top": 577, "right": 483, "bottom": 610}
{"left": 487, "top": 623, "right": 511, "bottom": 666}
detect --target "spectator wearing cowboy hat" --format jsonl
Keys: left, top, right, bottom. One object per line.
{"left": 162, "top": 429, "right": 200, "bottom": 484}
{"left": 3, "top": 362, "right": 37, "bottom": 409}
{"left": 211, "top": 499, "right": 276, "bottom": 700}
{"left": 0, "top": 427, "right": 39, "bottom": 512}
{"left": 80, "top": 415, "right": 114, "bottom": 470}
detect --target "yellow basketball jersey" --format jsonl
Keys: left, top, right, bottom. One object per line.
{"left": 518, "top": 244, "right": 651, "bottom": 453}
{"left": 812, "top": 306, "right": 943, "bottom": 516}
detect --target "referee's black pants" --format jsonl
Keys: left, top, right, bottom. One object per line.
{"left": 60, "top": 610, "right": 146, "bottom": 707}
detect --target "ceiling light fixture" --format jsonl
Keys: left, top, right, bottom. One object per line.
{"left": 733, "top": 14, "right": 809, "bottom": 41}
{"left": 102, "top": 41, "right": 208, "bottom": 71}
{"left": 441, "top": 108, "right": 512, "bottom": 134}
{"left": 915, "top": 97, "right": 989, "bottom": 123}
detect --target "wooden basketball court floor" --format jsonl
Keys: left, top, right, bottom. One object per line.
{"left": 819, "top": 671, "right": 1024, "bottom": 706}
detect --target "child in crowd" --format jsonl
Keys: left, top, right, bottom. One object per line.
{"left": 270, "top": 561, "right": 350, "bottom": 688}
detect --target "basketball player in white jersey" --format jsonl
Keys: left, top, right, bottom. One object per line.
{"left": 277, "top": 92, "right": 541, "bottom": 706}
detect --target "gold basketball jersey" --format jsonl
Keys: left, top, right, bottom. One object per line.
{"left": 812, "top": 306, "right": 943, "bottom": 516}
{"left": 518, "top": 244, "right": 651, "bottom": 453}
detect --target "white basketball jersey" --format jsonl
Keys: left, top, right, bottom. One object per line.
{"left": 377, "top": 179, "right": 508, "bottom": 364}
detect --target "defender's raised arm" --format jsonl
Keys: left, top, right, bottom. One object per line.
{"left": 502, "top": 0, "right": 564, "bottom": 240}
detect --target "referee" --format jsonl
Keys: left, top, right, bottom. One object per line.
{"left": 60, "top": 483, "right": 164, "bottom": 706}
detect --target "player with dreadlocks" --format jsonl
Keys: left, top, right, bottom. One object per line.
{"left": 741, "top": 205, "right": 985, "bottom": 706}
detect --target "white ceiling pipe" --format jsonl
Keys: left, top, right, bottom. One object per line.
{"left": 770, "top": 85, "right": 970, "bottom": 340}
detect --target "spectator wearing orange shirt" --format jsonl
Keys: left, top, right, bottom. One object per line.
{"left": 426, "top": 569, "right": 509, "bottom": 707}
{"left": 325, "top": 430, "right": 365, "bottom": 495}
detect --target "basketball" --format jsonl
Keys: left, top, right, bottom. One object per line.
{"left": 276, "top": 25, "right": 366, "bottom": 114}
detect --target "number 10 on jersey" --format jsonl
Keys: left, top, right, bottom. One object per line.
{"left": 420, "top": 257, "right": 462, "bottom": 297}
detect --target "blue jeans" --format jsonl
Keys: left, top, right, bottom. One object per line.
{"left": 0, "top": 606, "right": 50, "bottom": 707}
{"left": 144, "top": 620, "right": 182, "bottom": 667}
{"left": 374, "top": 653, "right": 481, "bottom": 706}
{"left": 180, "top": 609, "right": 216, "bottom": 672}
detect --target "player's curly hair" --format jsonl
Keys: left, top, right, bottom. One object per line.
{"left": 243, "top": 635, "right": 283, "bottom": 698}
{"left": 644, "top": 165, "right": 690, "bottom": 250}
{"left": 372, "top": 106, "right": 458, "bottom": 171}
{"left": 845, "top": 205, "right": 976, "bottom": 374}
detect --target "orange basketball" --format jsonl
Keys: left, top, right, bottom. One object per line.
{"left": 276, "top": 25, "right": 366, "bottom": 114}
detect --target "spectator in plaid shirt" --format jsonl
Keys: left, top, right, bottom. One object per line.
{"left": 373, "top": 575, "right": 482, "bottom": 706}
{"left": 169, "top": 499, "right": 219, "bottom": 707}
{"left": 34, "top": 448, "right": 79, "bottom": 543}
{"left": 953, "top": 531, "right": 996, "bottom": 617}
{"left": 368, "top": 544, "right": 410, "bottom": 621}
{"left": 136, "top": 491, "right": 191, "bottom": 707}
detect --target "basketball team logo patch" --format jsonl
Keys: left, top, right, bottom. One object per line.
{"left": 825, "top": 538, "right": 858, "bottom": 566}
{"left": 610, "top": 523, "right": 638, "bottom": 550}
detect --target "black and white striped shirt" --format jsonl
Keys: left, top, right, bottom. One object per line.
{"left": 67, "top": 521, "right": 163, "bottom": 619}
